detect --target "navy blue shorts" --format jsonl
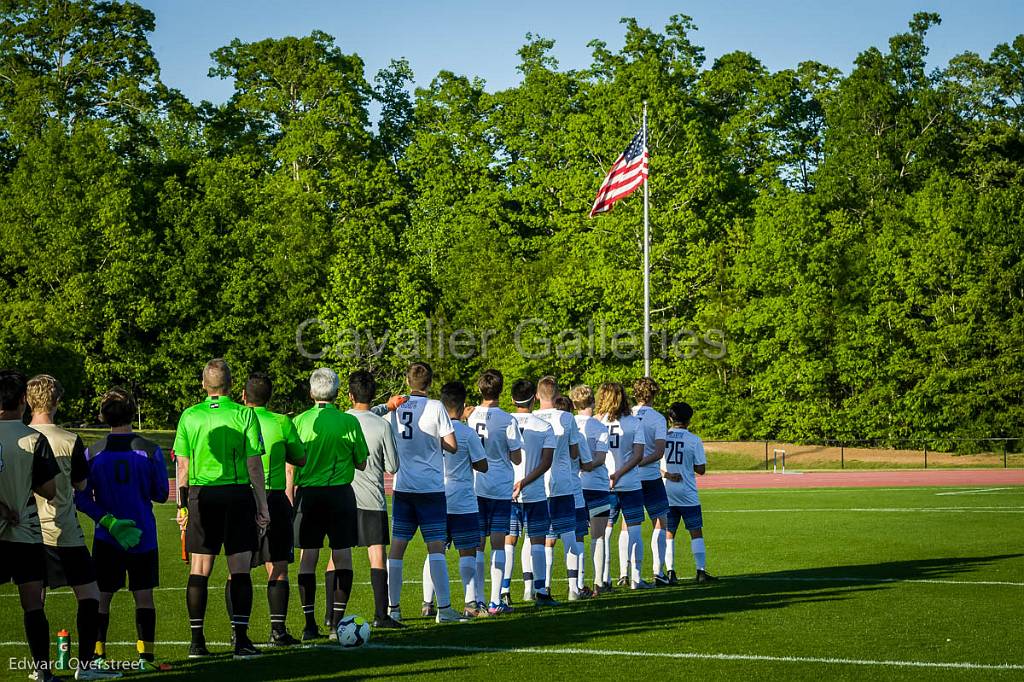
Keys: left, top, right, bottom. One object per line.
{"left": 608, "top": 489, "right": 645, "bottom": 526}
{"left": 583, "top": 489, "right": 611, "bottom": 518}
{"left": 477, "top": 496, "right": 512, "bottom": 537}
{"left": 546, "top": 495, "right": 576, "bottom": 537}
{"left": 667, "top": 505, "right": 703, "bottom": 533}
{"left": 575, "top": 505, "right": 590, "bottom": 537}
{"left": 510, "top": 500, "right": 549, "bottom": 538}
{"left": 447, "top": 512, "right": 481, "bottom": 550}
{"left": 641, "top": 478, "right": 670, "bottom": 520}
{"left": 392, "top": 491, "right": 448, "bottom": 543}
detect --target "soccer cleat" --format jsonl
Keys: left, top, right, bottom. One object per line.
{"left": 577, "top": 586, "right": 595, "bottom": 599}
{"left": 373, "top": 615, "right": 405, "bottom": 629}
{"left": 604, "top": 581, "right": 614, "bottom": 592}
{"left": 435, "top": 606, "right": 470, "bottom": 623}
{"left": 269, "top": 630, "right": 301, "bottom": 647}
{"left": 233, "top": 638, "right": 262, "bottom": 660}
{"left": 463, "top": 604, "right": 484, "bottom": 618}
{"left": 388, "top": 607, "right": 403, "bottom": 623}
{"left": 74, "top": 666, "right": 123, "bottom": 680}
{"left": 667, "top": 569, "right": 679, "bottom": 586}
{"left": 421, "top": 601, "right": 437, "bottom": 618}
{"left": 488, "top": 601, "right": 513, "bottom": 615}
{"left": 28, "top": 672, "right": 61, "bottom": 682}
{"left": 187, "top": 642, "right": 211, "bottom": 659}
{"left": 654, "top": 573, "right": 671, "bottom": 587}
{"left": 534, "top": 592, "right": 560, "bottom": 607}
{"left": 696, "top": 569, "right": 718, "bottom": 584}
{"left": 499, "top": 592, "right": 513, "bottom": 608}
{"left": 631, "top": 579, "right": 655, "bottom": 590}
{"left": 615, "top": 576, "right": 629, "bottom": 587}
{"left": 568, "top": 589, "right": 581, "bottom": 601}
{"left": 301, "top": 627, "right": 322, "bottom": 642}
{"left": 477, "top": 600, "right": 488, "bottom": 612}
{"left": 136, "top": 659, "right": 173, "bottom": 673}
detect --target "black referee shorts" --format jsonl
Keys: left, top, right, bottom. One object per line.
{"left": 254, "top": 490, "right": 295, "bottom": 565}
{"left": 356, "top": 508, "right": 390, "bottom": 547}
{"left": 293, "top": 484, "right": 358, "bottom": 550}
{"left": 0, "top": 541, "right": 47, "bottom": 586}
{"left": 186, "top": 484, "right": 258, "bottom": 556}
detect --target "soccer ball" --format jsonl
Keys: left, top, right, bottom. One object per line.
{"left": 336, "top": 615, "right": 371, "bottom": 648}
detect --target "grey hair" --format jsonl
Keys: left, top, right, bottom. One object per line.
{"left": 309, "top": 367, "right": 340, "bottom": 402}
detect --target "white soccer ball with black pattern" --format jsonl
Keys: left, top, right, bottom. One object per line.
{"left": 336, "top": 615, "right": 371, "bottom": 648}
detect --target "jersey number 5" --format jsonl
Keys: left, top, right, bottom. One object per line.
{"left": 608, "top": 425, "right": 621, "bottom": 450}
{"left": 399, "top": 411, "right": 414, "bottom": 440}
{"left": 474, "top": 422, "right": 487, "bottom": 445}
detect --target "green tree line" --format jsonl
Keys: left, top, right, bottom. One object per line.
{"left": 1, "top": 2, "right": 1021, "bottom": 444}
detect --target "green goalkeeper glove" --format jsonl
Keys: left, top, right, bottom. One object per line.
{"left": 99, "top": 514, "right": 142, "bottom": 550}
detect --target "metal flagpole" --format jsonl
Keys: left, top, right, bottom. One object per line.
{"left": 642, "top": 101, "right": 651, "bottom": 376}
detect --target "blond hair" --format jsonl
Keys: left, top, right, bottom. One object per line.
{"left": 536, "top": 375, "right": 558, "bottom": 401}
{"left": 568, "top": 384, "right": 594, "bottom": 410}
{"left": 594, "top": 382, "right": 630, "bottom": 419}
{"left": 27, "top": 374, "right": 63, "bottom": 414}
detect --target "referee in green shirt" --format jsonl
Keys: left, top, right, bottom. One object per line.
{"left": 174, "top": 359, "right": 269, "bottom": 660}
{"left": 290, "top": 367, "right": 368, "bottom": 641}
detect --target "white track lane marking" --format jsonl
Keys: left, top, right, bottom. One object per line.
{"left": 0, "top": 641, "right": 1020, "bottom": 671}
{"left": 935, "top": 488, "right": 1014, "bottom": 496}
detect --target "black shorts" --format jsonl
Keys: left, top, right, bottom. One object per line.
{"left": 356, "top": 508, "right": 390, "bottom": 547}
{"left": 186, "top": 485, "right": 258, "bottom": 556}
{"left": 0, "top": 541, "right": 47, "bottom": 585}
{"left": 93, "top": 539, "right": 159, "bottom": 593}
{"left": 254, "top": 491, "right": 295, "bottom": 565}
{"left": 293, "top": 485, "right": 358, "bottom": 550}
{"left": 45, "top": 545, "right": 97, "bottom": 589}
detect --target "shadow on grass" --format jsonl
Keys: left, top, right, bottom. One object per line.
{"left": 134, "top": 553, "right": 1021, "bottom": 681}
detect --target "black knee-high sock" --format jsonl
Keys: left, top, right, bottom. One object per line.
{"left": 186, "top": 574, "right": 209, "bottom": 645}
{"left": 331, "top": 569, "right": 353, "bottom": 630}
{"left": 267, "top": 580, "right": 289, "bottom": 635}
{"left": 24, "top": 608, "right": 50, "bottom": 672}
{"left": 370, "top": 568, "right": 388, "bottom": 620}
{"left": 322, "top": 569, "right": 334, "bottom": 626}
{"left": 229, "top": 573, "right": 253, "bottom": 641}
{"left": 135, "top": 607, "right": 156, "bottom": 662}
{"left": 77, "top": 597, "right": 99, "bottom": 665}
{"left": 297, "top": 573, "right": 317, "bottom": 631}
{"left": 224, "top": 578, "right": 233, "bottom": 625}
{"left": 96, "top": 610, "right": 110, "bottom": 658}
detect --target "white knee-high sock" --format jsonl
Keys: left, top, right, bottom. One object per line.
{"left": 602, "top": 526, "right": 612, "bottom": 583}
{"left": 627, "top": 525, "right": 643, "bottom": 583}
{"left": 666, "top": 534, "right": 676, "bottom": 571}
{"left": 561, "top": 531, "right": 579, "bottom": 594}
{"left": 544, "top": 544, "right": 554, "bottom": 588}
{"left": 651, "top": 528, "right": 665, "bottom": 577}
{"left": 593, "top": 534, "right": 606, "bottom": 585}
{"left": 618, "top": 527, "right": 629, "bottom": 578}
{"left": 387, "top": 558, "right": 403, "bottom": 609}
{"left": 531, "top": 542, "right": 547, "bottom": 594}
{"left": 428, "top": 553, "right": 452, "bottom": 609}
{"left": 691, "top": 537, "right": 706, "bottom": 571}
{"left": 421, "top": 557, "right": 434, "bottom": 603}
{"left": 490, "top": 548, "right": 506, "bottom": 604}
{"left": 475, "top": 550, "right": 486, "bottom": 602}
{"left": 576, "top": 538, "right": 586, "bottom": 590}
{"left": 522, "top": 537, "right": 534, "bottom": 596}
{"left": 501, "top": 543, "right": 515, "bottom": 594}
{"left": 459, "top": 556, "right": 477, "bottom": 606}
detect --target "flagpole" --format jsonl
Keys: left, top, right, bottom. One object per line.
{"left": 642, "top": 101, "right": 651, "bottom": 377}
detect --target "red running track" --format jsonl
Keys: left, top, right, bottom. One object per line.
{"left": 698, "top": 469, "right": 1024, "bottom": 489}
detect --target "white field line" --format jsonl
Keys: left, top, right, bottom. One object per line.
{"left": 732, "top": 576, "right": 1024, "bottom": 587}
{"left": 702, "top": 487, "right": 1024, "bottom": 495}
{"left": 935, "top": 488, "right": 1015, "bottom": 496}
{"left": 0, "top": 640, "right": 1021, "bottom": 672}
{"left": 710, "top": 506, "right": 1024, "bottom": 513}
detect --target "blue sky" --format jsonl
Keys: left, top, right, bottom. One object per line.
{"left": 139, "top": 0, "right": 1024, "bottom": 103}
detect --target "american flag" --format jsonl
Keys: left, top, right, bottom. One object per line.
{"left": 588, "top": 126, "right": 649, "bottom": 217}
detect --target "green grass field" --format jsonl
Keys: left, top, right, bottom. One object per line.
{"left": 2, "top": 486, "right": 1022, "bottom": 680}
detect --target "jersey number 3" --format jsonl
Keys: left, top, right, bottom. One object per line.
{"left": 399, "top": 411, "right": 414, "bottom": 440}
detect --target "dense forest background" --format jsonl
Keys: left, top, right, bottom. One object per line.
{"left": 1, "top": 2, "right": 1021, "bottom": 443}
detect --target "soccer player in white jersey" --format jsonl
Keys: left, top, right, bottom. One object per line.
{"left": 422, "top": 382, "right": 490, "bottom": 617}
{"left": 553, "top": 395, "right": 593, "bottom": 599}
{"left": 533, "top": 377, "right": 584, "bottom": 600}
{"left": 631, "top": 377, "right": 671, "bottom": 586}
{"left": 569, "top": 385, "right": 612, "bottom": 594}
{"left": 508, "top": 379, "right": 559, "bottom": 606}
{"left": 594, "top": 382, "right": 652, "bottom": 590}
{"left": 385, "top": 362, "right": 467, "bottom": 624}
{"left": 663, "top": 402, "right": 717, "bottom": 584}
{"left": 467, "top": 369, "right": 523, "bottom": 615}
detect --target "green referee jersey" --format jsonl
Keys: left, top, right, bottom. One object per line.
{"left": 173, "top": 396, "right": 263, "bottom": 486}
{"left": 292, "top": 403, "right": 368, "bottom": 487}
{"left": 253, "top": 406, "right": 305, "bottom": 490}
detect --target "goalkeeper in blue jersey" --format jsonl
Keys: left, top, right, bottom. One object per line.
{"left": 75, "top": 388, "right": 170, "bottom": 672}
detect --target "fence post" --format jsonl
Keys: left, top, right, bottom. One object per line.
{"left": 764, "top": 441, "right": 769, "bottom": 471}
{"left": 924, "top": 442, "right": 928, "bottom": 469}
{"left": 841, "top": 442, "right": 845, "bottom": 470}
{"left": 1003, "top": 440, "right": 1007, "bottom": 469}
